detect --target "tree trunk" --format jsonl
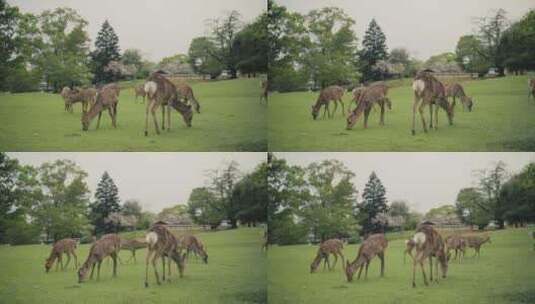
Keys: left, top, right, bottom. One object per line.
{"left": 230, "top": 218, "right": 238, "bottom": 229}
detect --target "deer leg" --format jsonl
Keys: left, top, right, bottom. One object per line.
{"left": 72, "top": 251, "right": 78, "bottom": 269}
{"left": 340, "top": 99, "right": 345, "bottom": 117}
{"left": 332, "top": 253, "right": 338, "bottom": 270}
{"left": 339, "top": 251, "right": 345, "bottom": 271}
{"left": 96, "top": 111, "right": 102, "bottom": 130}
{"left": 364, "top": 261, "right": 369, "bottom": 279}
{"left": 107, "top": 108, "right": 114, "bottom": 128}
{"left": 412, "top": 258, "right": 418, "bottom": 288}
{"left": 161, "top": 256, "right": 166, "bottom": 281}
{"left": 357, "top": 263, "right": 364, "bottom": 280}
{"left": 434, "top": 102, "right": 439, "bottom": 130}
{"left": 332, "top": 101, "right": 338, "bottom": 118}
{"left": 364, "top": 107, "right": 371, "bottom": 129}
{"left": 152, "top": 252, "right": 162, "bottom": 285}
{"left": 168, "top": 256, "right": 172, "bottom": 279}
{"left": 97, "top": 261, "right": 102, "bottom": 281}
{"left": 64, "top": 252, "right": 71, "bottom": 270}
{"left": 428, "top": 256, "right": 433, "bottom": 281}
{"left": 145, "top": 249, "right": 153, "bottom": 287}
{"left": 58, "top": 254, "right": 64, "bottom": 270}
{"left": 167, "top": 104, "right": 171, "bottom": 131}
{"left": 429, "top": 103, "right": 433, "bottom": 129}
{"left": 112, "top": 253, "right": 117, "bottom": 277}
{"left": 379, "top": 252, "right": 385, "bottom": 277}
{"left": 144, "top": 99, "right": 152, "bottom": 136}
{"left": 151, "top": 102, "right": 160, "bottom": 135}
{"left": 411, "top": 94, "right": 419, "bottom": 135}
{"left": 161, "top": 105, "right": 166, "bottom": 131}
{"left": 133, "top": 250, "right": 136, "bottom": 264}
{"left": 434, "top": 257, "right": 439, "bottom": 283}
{"left": 90, "top": 263, "right": 96, "bottom": 279}
{"left": 380, "top": 102, "right": 385, "bottom": 126}
{"left": 418, "top": 102, "right": 427, "bottom": 133}
{"left": 421, "top": 260, "right": 428, "bottom": 286}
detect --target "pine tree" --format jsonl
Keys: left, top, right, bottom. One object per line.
{"left": 357, "top": 171, "right": 388, "bottom": 235}
{"left": 91, "top": 20, "right": 121, "bottom": 83}
{"left": 359, "top": 19, "right": 388, "bottom": 81}
{"left": 90, "top": 171, "right": 121, "bottom": 235}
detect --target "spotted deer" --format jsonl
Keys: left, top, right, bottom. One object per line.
{"left": 344, "top": 234, "right": 388, "bottom": 282}
{"left": 346, "top": 83, "right": 391, "bottom": 130}
{"left": 410, "top": 224, "right": 448, "bottom": 287}
{"left": 311, "top": 85, "right": 345, "bottom": 120}
{"left": 310, "top": 239, "right": 345, "bottom": 273}
{"left": 445, "top": 83, "right": 473, "bottom": 112}
{"left": 45, "top": 238, "right": 78, "bottom": 272}
{"left": 61, "top": 87, "right": 97, "bottom": 113}
{"left": 179, "top": 234, "right": 208, "bottom": 264}
{"left": 177, "top": 83, "right": 201, "bottom": 113}
{"left": 465, "top": 235, "right": 491, "bottom": 257}
{"left": 78, "top": 234, "right": 121, "bottom": 283}
{"left": 445, "top": 234, "right": 466, "bottom": 263}
{"left": 81, "top": 83, "right": 120, "bottom": 131}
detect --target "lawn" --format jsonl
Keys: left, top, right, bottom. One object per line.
{"left": 0, "top": 228, "right": 266, "bottom": 304}
{"left": 0, "top": 78, "right": 267, "bottom": 151}
{"left": 267, "top": 229, "right": 535, "bottom": 304}
{"left": 268, "top": 76, "right": 535, "bottom": 151}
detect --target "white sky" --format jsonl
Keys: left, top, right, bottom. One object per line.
{"left": 275, "top": 152, "right": 535, "bottom": 214}
{"left": 278, "top": 0, "right": 535, "bottom": 60}
{"left": 9, "top": 152, "right": 266, "bottom": 213}
{"left": 9, "top": 0, "right": 266, "bottom": 61}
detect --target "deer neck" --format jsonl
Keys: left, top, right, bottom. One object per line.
{"left": 84, "top": 102, "right": 104, "bottom": 123}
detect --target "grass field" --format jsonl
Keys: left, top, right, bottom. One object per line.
{"left": 0, "top": 78, "right": 267, "bottom": 151}
{"left": 267, "top": 229, "right": 535, "bottom": 304}
{"left": 0, "top": 228, "right": 266, "bottom": 304}
{"left": 268, "top": 76, "right": 535, "bottom": 151}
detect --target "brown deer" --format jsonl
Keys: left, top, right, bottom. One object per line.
{"left": 177, "top": 82, "right": 201, "bottom": 114}
{"left": 404, "top": 239, "right": 416, "bottom": 264}
{"left": 410, "top": 224, "right": 448, "bottom": 287}
{"left": 45, "top": 238, "right": 78, "bottom": 272}
{"left": 134, "top": 84, "right": 146, "bottom": 103}
{"left": 179, "top": 234, "right": 208, "bottom": 264}
{"left": 260, "top": 80, "right": 269, "bottom": 103}
{"left": 445, "top": 83, "right": 473, "bottom": 112}
{"left": 350, "top": 86, "right": 365, "bottom": 111}
{"left": 528, "top": 79, "right": 535, "bottom": 102}
{"left": 344, "top": 234, "right": 387, "bottom": 282}
{"left": 411, "top": 70, "right": 454, "bottom": 135}
{"left": 465, "top": 235, "right": 491, "bottom": 257}
{"left": 310, "top": 239, "right": 345, "bottom": 273}
{"left": 61, "top": 87, "right": 97, "bottom": 113}
{"left": 346, "top": 83, "right": 391, "bottom": 130}
{"left": 143, "top": 72, "right": 193, "bottom": 136}
{"left": 445, "top": 234, "right": 466, "bottom": 263}
{"left": 78, "top": 234, "right": 121, "bottom": 283}
{"left": 81, "top": 84, "right": 120, "bottom": 131}
{"left": 120, "top": 238, "right": 148, "bottom": 263}
{"left": 144, "top": 224, "right": 186, "bottom": 287}
{"left": 311, "top": 85, "right": 345, "bottom": 120}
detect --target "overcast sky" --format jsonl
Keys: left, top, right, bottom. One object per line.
{"left": 275, "top": 152, "right": 535, "bottom": 213}
{"left": 9, "top": 0, "right": 266, "bottom": 61}
{"left": 9, "top": 152, "right": 265, "bottom": 213}
{"left": 279, "top": 0, "right": 534, "bottom": 60}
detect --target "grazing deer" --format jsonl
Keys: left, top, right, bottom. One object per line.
{"left": 310, "top": 239, "right": 345, "bottom": 273}
{"left": 78, "top": 234, "right": 121, "bottom": 283}
{"left": 61, "top": 87, "right": 97, "bottom": 113}
{"left": 45, "top": 238, "right": 78, "bottom": 272}
{"left": 179, "top": 234, "right": 208, "bottom": 264}
{"left": 311, "top": 85, "right": 345, "bottom": 120}
{"left": 410, "top": 224, "right": 448, "bottom": 287}
{"left": 144, "top": 224, "right": 186, "bottom": 287}
{"left": 81, "top": 83, "right": 120, "bottom": 131}
{"left": 346, "top": 84, "right": 391, "bottom": 130}
{"left": 445, "top": 83, "right": 473, "bottom": 112}
{"left": 445, "top": 235, "right": 466, "bottom": 263}
{"left": 411, "top": 70, "right": 454, "bottom": 135}
{"left": 177, "top": 83, "right": 201, "bottom": 114}
{"left": 134, "top": 84, "right": 146, "bottom": 103}
{"left": 120, "top": 238, "right": 148, "bottom": 264}
{"left": 344, "top": 234, "right": 388, "bottom": 282}
{"left": 260, "top": 80, "right": 268, "bottom": 103}
{"left": 350, "top": 86, "right": 365, "bottom": 111}
{"left": 465, "top": 235, "right": 491, "bottom": 257}
{"left": 143, "top": 72, "right": 193, "bottom": 136}
{"left": 404, "top": 239, "right": 416, "bottom": 264}
{"left": 528, "top": 79, "right": 535, "bottom": 102}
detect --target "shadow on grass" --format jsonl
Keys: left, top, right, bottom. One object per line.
{"left": 226, "top": 288, "right": 267, "bottom": 304}
{"left": 501, "top": 289, "right": 535, "bottom": 304}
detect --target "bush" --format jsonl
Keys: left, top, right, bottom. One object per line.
{"left": 4, "top": 220, "right": 41, "bottom": 245}
{"left": 270, "top": 66, "right": 309, "bottom": 93}
{"left": 271, "top": 215, "right": 308, "bottom": 245}
{"left": 5, "top": 67, "right": 41, "bottom": 93}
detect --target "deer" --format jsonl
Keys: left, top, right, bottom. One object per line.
{"left": 310, "top": 238, "right": 345, "bottom": 273}
{"left": 120, "top": 238, "right": 148, "bottom": 264}
{"left": 444, "top": 234, "right": 466, "bottom": 263}
{"left": 311, "top": 85, "right": 345, "bottom": 120}
{"left": 144, "top": 223, "right": 186, "bottom": 287}
{"left": 260, "top": 80, "right": 269, "bottom": 103}
{"left": 346, "top": 83, "right": 391, "bottom": 130}
{"left": 410, "top": 224, "right": 448, "bottom": 287}
{"left": 528, "top": 79, "right": 535, "bottom": 102}
{"left": 81, "top": 83, "right": 120, "bottom": 131}
{"left": 344, "top": 234, "right": 388, "bottom": 282}
{"left": 61, "top": 87, "right": 97, "bottom": 113}
{"left": 143, "top": 72, "right": 193, "bottom": 136}
{"left": 78, "top": 234, "right": 121, "bottom": 283}
{"left": 445, "top": 83, "right": 473, "bottom": 112}
{"left": 465, "top": 235, "right": 491, "bottom": 257}
{"left": 177, "top": 82, "right": 201, "bottom": 114}
{"left": 134, "top": 84, "right": 146, "bottom": 103}
{"left": 179, "top": 234, "right": 208, "bottom": 264}
{"left": 45, "top": 238, "right": 78, "bottom": 272}
{"left": 411, "top": 70, "right": 454, "bottom": 135}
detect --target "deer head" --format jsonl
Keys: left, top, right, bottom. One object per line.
{"left": 466, "top": 97, "right": 473, "bottom": 112}
{"left": 344, "top": 260, "right": 356, "bottom": 282}
{"left": 81, "top": 114, "right": 90, "bottom": 131}
{"left": 169, "top": 98, "right": 193, "bottom": 127}
{"left": 78, "top": 263, "right": 90, "bottom": 283}
{"left": 346, "top": 109, "right": 362, "bottom": 130}
{"left": 309, "top": 254, "right": 322, "bottom": 273}
{"left": 45, "top": 258, "right": 54, "bottom": 273}
{"left": 311, "top": 105, "right": 320, "bottom": 120}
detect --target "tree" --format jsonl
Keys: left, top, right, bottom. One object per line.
{"left": 476, "top": 161, "right": 508, "bottom": 228}
{"left": 122, "top": 199, "right": 142, "bottom": 217}
{"left": 425, "top": 52, "right": 462, "bottom": 72}
{"left": 455, "top": 35, "right": 490, "bottom": 75}
{"left": 233, "top": 162, "right": 267, "bottom": 226}
{"left": 188, "top": 37, "right": 224, "bottom": 79}
{"left": 206, "top": 10, "right": 242, "bottom": 79}
{"left": 90, "top": 171, "right": 121, "bottom": 235}
{"left": 500, "top": 163, "right": 535, "bottom": 226}
{"left": 157, "top": 53, "right": 192, "bottom": 75}
{"left": 91, "top": 20, "right": 121, "bottom": 83}
{"left": 498, "top": 9, "right": 535, "bottom": 73}
{"left": 233, "top": 13, "right": 268, "bottom": 77}
{"left": 187, "top": 187, "right": 224, "bottom": 229}
{"left": 208, "top": 161, "right": 242, "bottom": 228}
{"left": 121, "top": 48, "right": 144, "bottom": 78}
{"left": 360, "top": 19, "right": 388, "bottom": 81}
{"left": 473, "top": 9, "right": 509, "bottom": 75}
{"left": 357, "top": 171, "right": 388, "bottom": 235}
{"left": 455, "top": 187, "right": 492, "bottom": 229}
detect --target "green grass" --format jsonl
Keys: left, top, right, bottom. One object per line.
{"left": 268, "top": 76, "right": 535, "bottom": 151}
{"left": 267, "top": 229, "right": 535, "bottom": 304}
{"left": 0, "top": 78, "right": 267, "bottom": 151}
{"left": 0, "top": 228, "right": 266, "bottom": 304}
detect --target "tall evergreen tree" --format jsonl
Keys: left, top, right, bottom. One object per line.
{"left": 359, "top": 19, "right": 388, "bottom": 81}
{"left": 91, "top": 20, "right": 121, "bottom": 83}
{"left": 90, "top": 171, "right": 120, "bottom": 235}
{"left": 357, "top": 171, "right": 388, "bottom": 235}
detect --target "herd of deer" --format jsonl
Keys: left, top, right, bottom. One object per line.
{"left": 60, "top": 72, "right": 199, "bottom": 135}
{"left": 310, "top": 223, "right": 492, "bottom": 288}
{"left": 44, "top": 224, "right": 208, "bottom": 287}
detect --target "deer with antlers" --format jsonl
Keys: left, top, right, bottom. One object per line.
{"left": 180, "top": 234, "right": 208, "bottom": 264}
{"left": 411, "top": 70, "right": 454, "bottom": 135}
{"left": 78, "top": 234, "right": 121, "bottom": 283}
{"left": 134, "top": 84, "right": 146, "bottom": 103}
{"left": 346, "top": 83, "right": 391, "bottom": 130}
{"left": 81, "top": 83, "right": 120, "bottom": 131}
{"left": 465, "top": 235, "right": 491, "bottom": 257}
{"left": 120, "top": 238, "right": 148, "bottom": 264}
{"left": 410, "top": 224, "right": 448, "bottom": 287}
{"left": 445, "top": 234, "right": 466, "bottom": 263}
{"left": 310, "top": 239, "right": 345, "bottom": 273}
{"left": 45, "top": 238, "right": 78, "bottom": 272}
{"left": 143, "top": 72, "right": 193, "bottom": 136}
{"left": 445, "top": 83, "right": 473, "bottom": 112}
{"left": 311, "top": 85, "right": 345, "bottom": 120}
{"left": 344, "top": 234, "right": 388, "bottom": 282}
